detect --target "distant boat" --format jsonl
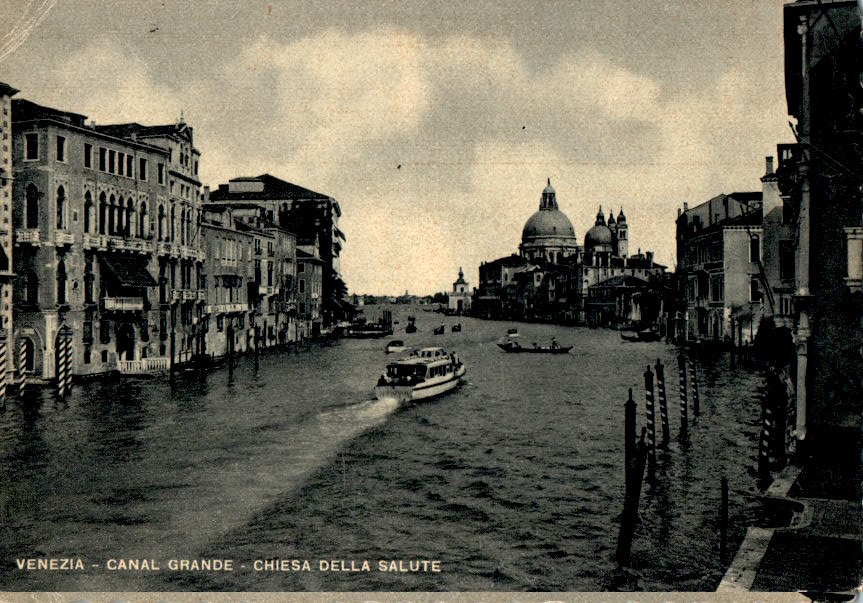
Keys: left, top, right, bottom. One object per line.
{"left": 620, "top": 330, "right": 661, "bottom": 343}
{"left": 386, "top": 340, "right": 407, "bottom": 354}
{"left": 507, "top": 328, "right": 519, "bottom": 337}
{"left": 433, "top": 324, "right": 446, "bottom": 335}
{"left": 375, "top": 347, "right": 466, "bottom": 403}
{"left": 406, "top": 316, "right": 417, "bottom": 333}
{"left": 497, "top": 341, "right": 572, "bottom": 354}
{"left": 451, "top": 323, "right": 462, "bottom": 333}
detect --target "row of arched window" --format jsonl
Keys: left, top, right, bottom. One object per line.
{"left": 24, "top": 183, "right": 198, "bottom": 244}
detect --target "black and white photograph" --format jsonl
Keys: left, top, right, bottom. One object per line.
{"left": 0, "top": 0, "right": 860, "bottom": 598}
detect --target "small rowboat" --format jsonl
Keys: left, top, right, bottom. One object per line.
{"left": 386, "top": 340, "right": 407, "bottom": 354}
{"left": 451, "top": 323, "right": 462, "bottom": 333}
{"left": 433, "top": 325, "right": 446, "bottom": 335}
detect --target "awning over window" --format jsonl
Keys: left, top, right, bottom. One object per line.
{"left": 99, "top": 253, "right": 157, "bottom": 288}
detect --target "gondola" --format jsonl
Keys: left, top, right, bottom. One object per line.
{"left": 497, "top": 341, "right": 572, "bottom": 354}
{"left": 433, "top": 324, "right": 446, "bottom": 335}
{"left": 451, "top": 323, "right": 462, "bottom": 333}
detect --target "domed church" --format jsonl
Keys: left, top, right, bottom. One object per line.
{"left": 583, "top": 206, "right": 628, "bottom": 266}
{"left": 519, "top": 179, "right": 579, "bottom": 263}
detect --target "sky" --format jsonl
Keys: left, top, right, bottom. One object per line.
{"left": 0, "top": 0, "right": 793, "bottom": 295}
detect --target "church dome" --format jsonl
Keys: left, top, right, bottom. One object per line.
{"left": 585, "top": 223, "right": 613, "bottom": 248}
{"left": 522, "top": 209, "right": 576, "bottom": 239}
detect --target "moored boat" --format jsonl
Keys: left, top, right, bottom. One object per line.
{"left": 620, "top": 329, "right": 661, "bottom": 343}
{"left": 385, "top": 340, "right": 407, "bottom": 354}
{"left": 375, "top": 347, "right": 466, "bottom": 403}
{"left": 451, "top": 323, "right": 462, "bottom": 333}
{"left": 433, "top": 324, "right": 446, "bottom": 335}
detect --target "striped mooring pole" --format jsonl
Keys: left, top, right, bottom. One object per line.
{"left": 57, "top": 331, "right": 68, "bottom": 398}
{"left": 677, "top": 354, "right": 688, "bottom": 433}
{"left": 758, "top": 393, "right": 774, "bottom": 483}
{"left": 0, "top": 339, "right": 6, "bottom": 409}
{"left": 688, "top": 355, "right": 700, "bottom": 416}
{"left": 61, "top": 330, "right": 72, "bottom": 396}
{"left": 644, "top": 365, "right": 656, "bottom": 475}
{"left": 655, "top": 358, "right": 670, "bottom": 447}
{"left": 18, "top": 339, "right": 27, "bottom": 397}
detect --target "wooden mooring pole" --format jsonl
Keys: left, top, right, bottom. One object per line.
{"left": 655, "top": 359, "right": 670, "bottom": 447}
{"left": 227, "top": 324, "right": 234, "bottom": 379}
{"left": 616, "top": 385, "right": 647, "bottom": 567}
{"left": 254, "top": 324, "right": 260, "bottom": 372}
{"left": 720, "top": 475, "right": 729, "bottom": 563}
{"left": 624, "top": 388, "right": 636, "bottom": 489}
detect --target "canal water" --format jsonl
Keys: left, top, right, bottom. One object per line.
{"left": 0, "top": 306, "right": 766, "bottom": 591}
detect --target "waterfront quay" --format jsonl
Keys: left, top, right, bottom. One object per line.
{"left": 0, "top": 307, "right": 768, "bottom": 591}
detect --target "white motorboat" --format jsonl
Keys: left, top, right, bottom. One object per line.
{"left": 374, "top": 347, "right": 466, "bottom": 403}
{"left": 385, "top": 340, "right": 407, "bottom": 354}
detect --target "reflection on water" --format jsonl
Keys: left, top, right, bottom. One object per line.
{"left": 0, "top": 307, "right": 765, "bottom": 591}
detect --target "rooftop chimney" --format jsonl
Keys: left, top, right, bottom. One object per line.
{"left": 765, "top": 156, "right": 774, "bottom": 175}
{"left": 683, "top": 202, "right": 689, "bottom": 211}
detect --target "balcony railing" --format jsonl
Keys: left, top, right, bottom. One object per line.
{"left": 182, "top": 289, "right": 196, "bottom": 301}
{"left": 83, "top": 233, "right": 106, "bottom": 249}
{"left": 16, "top": 229, "right": 40, "bottom": 245}
{"left": 102, "top": 296, "right": 145, "bottom": 311}
{"left": 117, "top": 357, "right": 170, "bottom": 374}
{"left": 107, "top": 236, "right": 153, "bottom": 253}
{"left": 55, "top": 231, "right": 74, "bottom": 246}
{"left": 83, "top": 233, "right": 154, "bottom": 253}
{"left": 205, "top": 302, "right": 249, "bottom": 314}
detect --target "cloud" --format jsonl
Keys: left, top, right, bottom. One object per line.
{"left": 46, "top": 38, "right": 184, "bottom": 124}
{"left": 23, "top": 30, "right": 789, "bottom": 295}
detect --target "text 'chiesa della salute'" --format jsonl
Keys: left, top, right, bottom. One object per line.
{"left": 474, "top": 179, "right": 666, "bottom": 326}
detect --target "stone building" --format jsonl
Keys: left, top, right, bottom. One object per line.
{"left": 0, "top": 83, "right": 16, "bottom": 391}
{"left": 200, "top": 204, "right": 254, "bottom": 358}
{"left": 10, "top": 99, "right": 207, "bottom": 380}
{"left": 297, "top": 238, "right": 324, "bottom": 339}
{"left": 473, "top": 254, "right": 528, "bottom": 318}
{"left": 92, "top": 120, "right": 207, "bottom": 367}
{"left": 676, "top": 192, "right": 764, "bottom": 342}
{"left": 784, "top": 0, "right": 863, "bottom": 443}
{"left": 447, "top": 267, "right": 471, "bottom": 314}
{"left": 206, "top": 200, "right": 297, "bottom": 349}
{"left": 208, "top": 174, "right": 345, "bottom": 325}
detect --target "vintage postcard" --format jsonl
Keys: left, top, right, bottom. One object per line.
{"left": 0, "top": 0, "right": 859, "bottom": 599}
